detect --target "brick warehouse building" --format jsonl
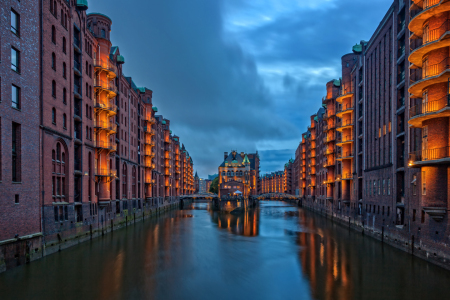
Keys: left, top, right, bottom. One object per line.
{"left": 218, "top": 151, "right": 260, "bottom": 197}
{"left": 0, "top": 0, "right": 194, "bottom": 272}
{"left": 280, "top": 0, "right": 450, "bottom": 269}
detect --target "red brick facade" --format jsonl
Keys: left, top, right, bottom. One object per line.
{"left": 0, "top": 0, "right": 194, "bottom": 272}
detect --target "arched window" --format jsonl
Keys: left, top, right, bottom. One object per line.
{"left": 63, "top": 88, "right": 66, "bottom": 104}
{"left": 101, "top": 29, "right": 106, "bottom": 38}
{"left": 63, "top": 114, "right": 66, "bottom": 129}
{"left": 240, "top": 171, "right": 243, "bottom": 176}
{"left": 86, "top": 61, "right": 88, "bottom": 75}
{"left": 63, "top": 62, "right": 66, "bottom": 78}
{"left": 231, "top": 171, "right": 234, "bottom": 176}
{"left": 52, "top": 52, "right": 56, "bottom": 70}
{"left": 52, "top": 80, "right": 56, "bottom": 97}
{"left": 60, "top": 9, "right": 63, "bottom": 25}
{"left": 51, "top": 26, "right": 56, "bottom": 43}
{"left": 222, "top": 171, "right": 225, "bottom": 176}
{"left": 86, "top": 104, "right": 88, "bottom": 117}
{"left": 52, "top": 107, "right": 56, "bottom": 124}
{"left": 50, "top": 0, "right": 53, "bottom": 14}
{"left": 65, "top": 13, "right": 67, "bottom": 28}
{"left": 53, "top": 1, "right": 57, "bottom": 17}
{"left": 227, "top": 171, "right": 230, "bottom": 176}
{"left": 62, "top": 37, "right": 66, "bottom": 53}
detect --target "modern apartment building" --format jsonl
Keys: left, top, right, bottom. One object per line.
{"left": 0, "top": 0, "right": 194, "bottom": 272}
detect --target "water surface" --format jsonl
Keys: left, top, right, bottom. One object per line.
{"left": 1, "top": 201, "right": 449, "bottom": 300}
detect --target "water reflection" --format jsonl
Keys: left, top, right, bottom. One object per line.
{"left": 1, "top": 201, "right": 450, "bottom": 300}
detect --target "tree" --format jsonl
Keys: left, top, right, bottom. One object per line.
{"left": 209, "top": 177, "right": 219, "bottom": 194}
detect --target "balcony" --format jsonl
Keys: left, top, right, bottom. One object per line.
{"left": 336, "top": 86, "right": 354, "bottom": 103}
{"left": 336, "top": 119, "right": 354, "bottom": 131}
{"left": 336, "top": 151, "right": 354, "bottom": 160}
{"left": 323, "top": 161, "right": 335, "bottom": 168}
{"left": 95, "top": 140, "right": 117, "bottom": 152}
{"left": 410, "top": 18, "right": 450, "bottom": 59}
{"left": 145, "top": 139, "right": 156, "bottom": 146}
{"left": 94, "top": 98, "right": 117, "bottom": 115}
{"left": 74, "top": 84, "right": 82, "bottom": 99}
{"left": 94, "top": 79, "right": 117, "bottom": 98}
{"left": 336, "top": 173, "right": 352, "bottom": 181}
{"left": 145, "top": 115, "right": 156, "bottom": 124}
{"left": 323, "top": 110, "right": 336, "bottom": 120}
{"left": 409, "top": 57, "right": 450, "bottom": 97}
{"left": 143, "top": 150, "right": 155, "bottom": 157}
{"left": 143, "top": 160, "right": 154, "bottom": 168}
{"left": 165, "top": 138, "right": 172, "bottom": 144}
{"left": 336, "top": 135, "right": 353, "bottom": 146}
{"left": 93, "top": 58, "right": 117, "bottom": 79}
{"left": 409, "top": 0, "right": 449, "bottom": 45}
{"left": 144, "top": 177, "right": 153, "bottom": 184}
{"left": 325, "top": 148, "right": 335, "bottom": 155}
{"left": 324, "top": 123, "right": 335, "bottom": 131}
{"left": 409, "top": 146, "right": 450, "bottom": 167}
{"left": 323, "top": 134, "right": 336, "bottom": 143}
{"left": 94, "top": 120, "right": 117, "bottom": 133}
{"left": 336, "top": 104, "right": 354, "bottom": 117}
{"left": 94, "top": 167, "right": 117, "bottom": 178}
{"left": 409, "top": 94, "right": 450, "bottom": 127}
{"left": 143, "top": 126, "right": 155, "bottom": 135}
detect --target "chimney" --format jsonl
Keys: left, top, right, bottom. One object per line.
{"left": 224, "top": 152, "right": 228, "bottom": 160}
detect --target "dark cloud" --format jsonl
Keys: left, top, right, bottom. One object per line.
{"left": 259, "top": 149, "right": 296, "bottom": 174}
{"left": 89, "top": 0, "right": 393, "bottom": 177}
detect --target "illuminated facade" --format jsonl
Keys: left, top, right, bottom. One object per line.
{"left": 0, "top": 0, "right": 194, "bottom": 272}
{"left": 260, "top": 171, "right": 285, "bottom": 194}
{"left": 218, "top": 151, "right": 259, "bottom": 197}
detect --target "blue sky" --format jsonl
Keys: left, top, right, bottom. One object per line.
{"left": 89, "top": 0, "right": 393, "bottom": 177}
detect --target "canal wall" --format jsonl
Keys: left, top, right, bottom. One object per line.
{"left": 0, "top": 197, "right": 181, "bottom": 273}
{"left": 301, "top": 201, "right": 450, "bottom": 271}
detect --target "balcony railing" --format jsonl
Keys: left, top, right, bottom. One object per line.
{"left": 424, "top": 0, "right": 440, "bottom": 9}
{"left": 339, "top": 86, "right": 353, "bottom": 97}
{"left": 409, "top": 146, "right": 450, "bottom": 163}
{"left": 337, "top": 151, "right": 354, "bottom": 159}
{"left": 424, "top": 19, "right": 450, "bottom": 46}
{"left": 423, "top": 57, "right": 450, "bottom": 80}
{"left": 94, "top": 79, "right": 117, "bottom": 95}
{"left": 94, "top": 120, "right": 117, "bottom": 132}
{"left": 93, "top": 58, "right": 117, "bottom": 76}
{"left": 143, "top": 126, "right": 155, "bottom": 135}
{"left": 337, "top": 103, "right": 354, "bottom": 114}
{"left": 74, "top": 84, "right": 82, "bottom": 97}
{"left": 337, "top": 135, "right": 353, "bottom": 143}
{"left": 337, "top": 119, "right": 354, "bottom": 128}
{"left": 410, "top": 94, "right": 450, "bottom": 118}
{"left": 94, "top": 167, "right": 117, "bottom": 177}
{"left": 95, "top": 140, "right": 117, "bottom": 151}
{"left": 94, "top": 98, "right": 117, "bottom": 114}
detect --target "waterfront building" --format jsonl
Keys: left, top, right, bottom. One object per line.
{"left": 280, "top": 0, "right": 450, "bottom": 269}
{"left": 260, "top": 171, "right": 285, "bottom": 194}
{"left": 0, "top": 0, "right": 194, "bottom": 272}
{"left": 0, "top": 0, "right": 42, "bottom": 268}
{"left": 218, "top": 151, "right": 259, "bottom": 197}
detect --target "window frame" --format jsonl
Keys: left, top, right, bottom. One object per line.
{"left": 11, "top": 47, "right": 20, "bottom": 73}
{"left": 11, "top": 9, "right": 20, "bottom": 37}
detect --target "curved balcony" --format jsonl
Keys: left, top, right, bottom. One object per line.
{"left": 409, "top": 1, "right": 450, "bottom": 39}
{"left": 336, "top": 173, "right": 352, "bottom": 181}
{"left": 336, "top": 87, "right": 354, "bottom": 103}
{"left": 143, "top": 126, "right": 156, "bottom": 135}
{"left": 94, "top": 99, "right": 117, "bottom": 115}
{"left": 336, "top": 135, "right": 353, "bottom": 146}
{"left": 93, "top": 58, "right": 117, "bottom": 79}
{"left": 409, "top": 19, "right": 450, "bottom": 67}
{"left": 409, "top": 57, "right": 450, "bottom": 97}
{"left": 323, "top": 179, "right": 335, "bottom": 184}
{"left": 323, "top": 110, "right": 336, "bottom": 120}
{"left": 323, "top": 135, "right": 336, "bottom": 143}
{"left": 94, "top": 120, "right": 117, "bottom": 133}
{"left": 325, "top": 148, "right": 335, "bottom": 155}
{"left": 323, "top": 161, "right": 335, "bottom": 168}
{"left": 164, "top": 138, "right": 172, "bottom": 144}
{"left": 94, "top": 79, "right": 117, "bottom": 98}
{"left": 143, "top": 150, "right": 155, "bottom": 157}
{"left": 144, "top": 160, "right": 153, "bottom": 168}
{"left": 409, "top": 146, "right": 450, "bottom": 167}
{"left": 145, "top": 116, "right": 156, "bottom": 125}
{"left": 336, "top": 119, "right": 354, "bottom": 131}
{"left": 144, "top": 177, "right": 153, "bottom": 184}
{"left": 145, "top": 139, "right": 156, "bottom": 146}
{"left": 324, "top": 123, "right": 336, "bottom": 131}
{"left": 336, "top": 104, "right": 354, "bottom": 117}
{"left": 95, "top": 140, "right": 117, "bottom": 152}
{"left": 409, "top": 94, "right": 450, "bottom": 127}
{"left": 336, "top": 151, "right": 354, "bottom": 161}
{"left": 94, "top": 168, "right": 117, "bottom": 178}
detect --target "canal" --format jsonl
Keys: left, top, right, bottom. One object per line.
{"left": 1, "top": 201, "right": 450, "bottom": 300}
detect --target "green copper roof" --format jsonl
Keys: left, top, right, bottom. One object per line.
{"left": 77, "top": 0, "right": 88, "bottom": 10}
{"left": 322, "top": 103, "right": 327, "bottom": 108}
{"left": 333, "top": 79, "right": 341, "bottom": 87}
{"left": 314, "top": 116, "right": 318, "bottom": 122}
{"left": 152, "top": 107, "right": 158, "bottom": 112}
{"left": 174, "top": 137, "right": 178, "bottom": 141}
{"left": 137, "top": 87, "right": 145, "bottom": 93}
{"left": 117, "top": 55, "right": 125, "bottom": 64}
{"left": 352, "top": 43, "right": 362, "bottom": 54}
{"left": 243, "top": 154, "right": 250, "bottom": 164}
{"left": 162, "top": 120, "right": 166, "bottom": 125}
{"left": 170, "top": 130, "right": 172, "bottom": 134}
{"left": 232, "top": 160, "right": 238, "bottom": 163}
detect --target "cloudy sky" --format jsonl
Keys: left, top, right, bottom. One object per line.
{"left": 89, "top": 0, "right": 392, "bottom": 177}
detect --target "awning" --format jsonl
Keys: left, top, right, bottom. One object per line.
{"left": 234, "top": 190, "right": 242, "bottom": 194}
